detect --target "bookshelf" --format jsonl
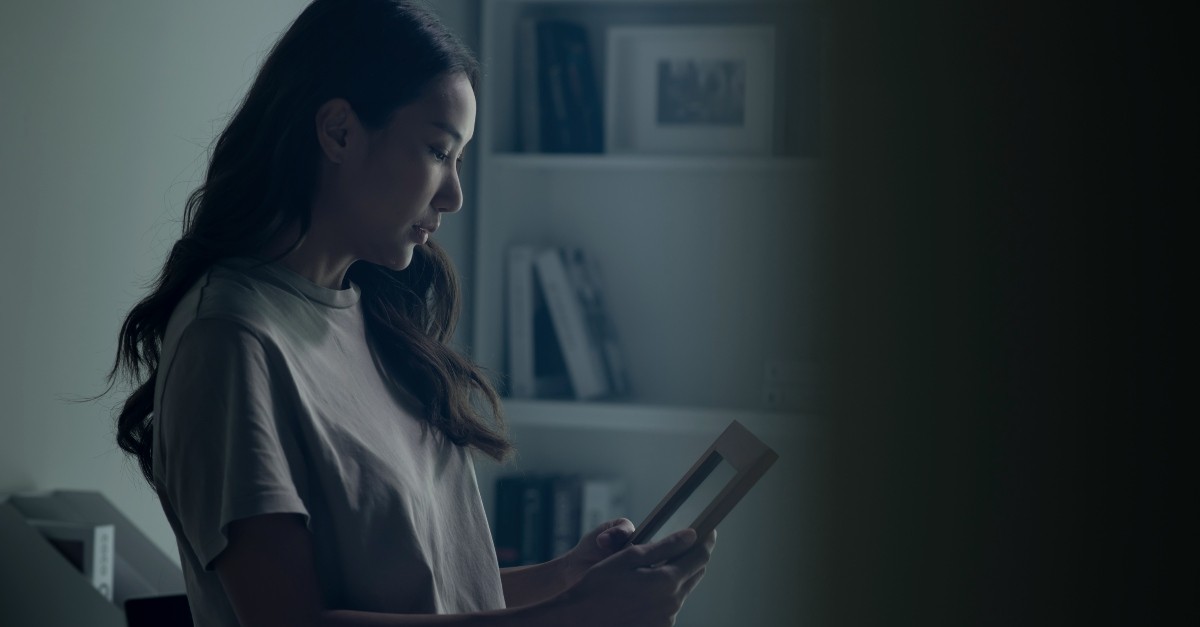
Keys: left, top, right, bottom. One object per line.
{"left": 470, "top": 1, "right": 827, "bottom": 625}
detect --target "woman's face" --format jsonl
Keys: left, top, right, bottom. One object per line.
{"left": 317, "top": 72, "right": 476, "bottom": 272}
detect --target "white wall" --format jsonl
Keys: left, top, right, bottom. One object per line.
{"left": 0, "top": 0, "right": 479, "bottom": 562}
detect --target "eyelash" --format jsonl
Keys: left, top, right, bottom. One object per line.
{"left": 430, "top": 147, "right": 464, "bottom": 168}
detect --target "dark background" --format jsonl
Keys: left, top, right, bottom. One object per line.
{"left": 819, "top": 1, "right": 1191, "bottom": 624}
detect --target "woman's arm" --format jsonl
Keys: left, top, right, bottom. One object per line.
{"left": 215, "top": 514, "right": 558, "bottom": 627}
{"left": 216, "top": 513, "right": 712, "bottom": 627}
{"left": 498, "top": 559, "right": 568, "bottom": 608}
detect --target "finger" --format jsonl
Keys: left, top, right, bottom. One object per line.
{"left": 667, "top": 530, "right": 710, "bottom": 581}
{"left": 622, "top": 528, "right": 697, "bottom": 567}
{"left": 608, "top": 517, "right": 635, "bottom": 534}
{"left": 663, "top": 541, "right": 712, "bottom": 579}
{"left": 596, "top": 518, "right": 634, "bottom": 540}
{"left": 680, "top": 566, "right": 707, "bottom": 597}
{"left": 597, "top": 524, "right": 634, "bottom": 552}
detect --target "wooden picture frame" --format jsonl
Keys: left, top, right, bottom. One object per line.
{"left": 605, "top": 25, "right": 777, "bottom": 156}
{"left": 630, "top": 420, "right": 779, "bottom": 545}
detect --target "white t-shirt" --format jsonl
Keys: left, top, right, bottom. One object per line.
{"left": 152, "top": 258, "right": 505, "bottom": 626}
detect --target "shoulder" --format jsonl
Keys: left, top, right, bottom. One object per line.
{"left": 166, "top": 260, "right": 309, "bottom": 346}
{"left": 156, "top": 265, "right": 278, "bottom": 390}
{"left": 194, "top": 262, "right": 297, "bottom": 333}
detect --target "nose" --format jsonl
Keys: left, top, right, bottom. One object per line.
{"left": 434, "top": 167, "right": 464, "bottom": 214}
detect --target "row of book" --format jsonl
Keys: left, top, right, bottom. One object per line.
{"left": 0, "top": 490, "right": 185, "bottom": 607}
{"left": 493, "top": 475, "right": 627, "bottom": 567}
{"left": 518, "top": 18, "right": 603, "bottom": 153}
{"left": 508, "top": 245, "right": 629, "bottom": 401}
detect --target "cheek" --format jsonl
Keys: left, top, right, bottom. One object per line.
{"left": 351, "top": 151, "right": 436, "bottom": 216}
{"left": 356, "top": 167, "right": 408, "bottom": 211}
{"left": 375, "top": 157, "right": 426, "bottom": 198}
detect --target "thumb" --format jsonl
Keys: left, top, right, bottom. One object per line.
{"left": 625, "top": 528, "right": 697, "bottom": 567}
{"left": 597, "top": 521, "right": 634, "bottom": 551}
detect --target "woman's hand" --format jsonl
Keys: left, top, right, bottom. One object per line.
{"left": 500, "top": 518, "right": 636, "bottom": 608}
{"left": 547, "top": 527, "right": 717, "bottom": 627}
{"left": 558, "top": 517, "right": 636, "bottom": 587}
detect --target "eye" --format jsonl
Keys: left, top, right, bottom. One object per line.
{"left": 429, "top": 146, "right": 450, "bottom": 162}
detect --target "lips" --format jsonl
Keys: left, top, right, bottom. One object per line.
{"left": 411, "top": 222, "right": 437, "bottom": 245}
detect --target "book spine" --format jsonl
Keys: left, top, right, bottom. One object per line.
{"left": 507, "top": 246, "right": 538, "bottom": 398}
{"left": 517, "top": 17, "right": 541, "bottom": 153}
{"left": 579, "top": 479, "right": 627, "bottom": 538}
{"left": 556, "top": 22, "right": 603, "bottom": 152}
{"left": 532, "top": 268, "right": 573, "bottom": 398}
{"left": 549, "top": 476, "right": 582, "bottom": 558}
{"left": 492, "top": 477, "right": 525, "bottom": 568}
{"left": 537, "top": 21, "right": 574, "bottom": 152}
{"left": 534, "top": 248, "right": 611, "bottom": 399}
{"left": 519, "top": 478, "right": 551, "bottom": 565}
{"left": 564, "top": 248, "right": 629, "bottom": 398}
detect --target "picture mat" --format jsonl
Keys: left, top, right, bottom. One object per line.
{"left": 606, "top": 26, "right": 776, "bottom": 155}
{"left": 630, "top": 420, "right": 779, "bottom": 545}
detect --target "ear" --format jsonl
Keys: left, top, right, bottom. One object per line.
{"left": 314, "top": 98, "right": 360, "bottom": 164}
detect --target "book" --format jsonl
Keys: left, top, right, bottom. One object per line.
{"left": 509, "top": 245, "right": 572, "bottom": 399}
{"left": 516, "top": 17, "right": 541, "bottom": 153}
{"left": 531, "top": 271, "right": 574, "bottom": 398}
{"left": 28, "top": 519, "right": 116, "bottom": 601}
{"left": 492, "top": 476, "right": 526, "bottom": 567}
{"left": 493, "top": 475, "right": 553, "bottom": 566}
{"left": 553, "top": 21, "right": 603, "bottom": 152}
{"left": 507, "top": 246, "right": 537, "bottom": 397}
{"left": 518, "top": 477, "right": 552, "bottom": 565}
{"left": 563, "top": 248, "right": 629, "bottom": 398}
{"left": 532, "top": 265, "right": 573, "bottom": 398}
{"left": 549, "top": 475, "right": 583, "bottom": 558}
{"left": 579, "top": 479, "right": 627, "bottom": 539}
{"left": 536, "top": 21, "right": 603, "bottom": 153}
{"left": 534, "top": 247, "right": 611, "bottom": 400}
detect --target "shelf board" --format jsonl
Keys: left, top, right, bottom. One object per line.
{"left": 486, "top": 152, "right": 822, "bottom": 172}
{"left": 498, "top": 397, "right": 818, "bottom": 438}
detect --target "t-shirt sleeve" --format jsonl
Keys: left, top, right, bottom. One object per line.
{"left": 156, "top": 316, "right": 310, "bottom": 571}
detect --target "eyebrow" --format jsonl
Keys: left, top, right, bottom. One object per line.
{"left": 430, "top": 121, "right": 464, "bottom": 143}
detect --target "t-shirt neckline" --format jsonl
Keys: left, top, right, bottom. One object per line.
{"left": 220, "top": 257, "right": 361, "bottom": 308}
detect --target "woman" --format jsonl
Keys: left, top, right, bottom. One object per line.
{"left": 108, "top": 1, "right": 714, "bottom": 626}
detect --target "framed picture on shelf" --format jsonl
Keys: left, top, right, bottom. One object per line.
{"left": 605, "top": 25, "right": 777, "bottom": 156}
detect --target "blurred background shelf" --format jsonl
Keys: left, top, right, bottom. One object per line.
{"left": 488, "top": 152, "right": 824, "bottom": 172}
{"left": 497, "top": 397, "right": 816, "bottom": 436}
{"left": 469, "top": 1, "right": 828, "bottom": 625}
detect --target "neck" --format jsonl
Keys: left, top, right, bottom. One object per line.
{"left": 258, "top": 221, "right": 354, "bottom": 290}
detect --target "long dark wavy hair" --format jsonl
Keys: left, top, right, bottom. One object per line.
{"left": 108, "top": 0, "right": 511, "bottom": 487}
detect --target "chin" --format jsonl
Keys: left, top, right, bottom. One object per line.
{"left": 373, "top": 248, "right": 415, "bottom": 272}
